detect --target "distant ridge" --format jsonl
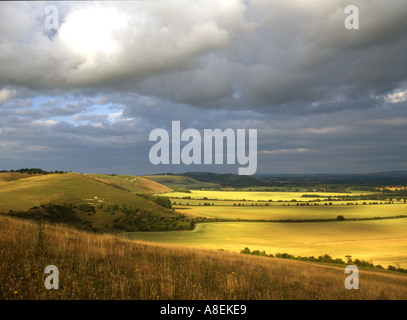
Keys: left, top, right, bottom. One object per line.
{"left": 255, "top": 171, "right": 407, "bottom": 185}
{"left": 149, "top": 171, "right": 407, "bottom": 186}
{"left": 255, "top": 170, "right": 407, "bottom": 176}
{"left": 182, "top": 172, "right": 269, "bottom": 187}
{"left": 145, "top": 172, "right": 270, "bottom": 188}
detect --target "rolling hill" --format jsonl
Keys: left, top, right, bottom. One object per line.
{"left": 0, "top": 172, "right": 36, "bottom": 185}
{"left": 182, "top": 172, "right": 270, "bottom": 187}
{"left": 143, "top": 174, "right": 220, "bottom": 189}
{"left": 84, "top": 174, "right": 172, "bottom": 194}
{"left": 0, "top": 172, "right": 188, "bottom": 233}
{"left": 144, "top": 172, "right": 270, "bottom": 189}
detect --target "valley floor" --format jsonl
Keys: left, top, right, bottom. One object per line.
{"left": 122, "top": 218, "right": 407, "bottom": 269}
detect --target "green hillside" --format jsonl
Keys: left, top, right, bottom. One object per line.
{"left": 144, "top": 172, "right": 274, "bottom": 189}
{"left": 85, "top": 174, "right": 172, "bottom": 194}
{"left": 0, "top": 173, "right": 190, "bottom": 233}
{"left": 0, "top": 173, "right": 156, "bottom": 211}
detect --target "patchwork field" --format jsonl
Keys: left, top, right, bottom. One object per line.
{"left": 122, "top": 218, "right": 407, "bottom": 269}
{"left": 138, "top": 189, "right": 407, "bottom": 271}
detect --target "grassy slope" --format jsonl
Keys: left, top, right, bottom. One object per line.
{"left": 2, "top": 215, "right": 407, "bottom": 300}
{"left": 0, "top": 173, "right": 178, "bottom": 231}
{"left": 0, "top": 173, "right": 170, "bottom": 212}
{"left": 85, "top": 174, "right": 172, "bottom": 194}
{"left": 0, "top": 172, "right": 35, "bottom": 185}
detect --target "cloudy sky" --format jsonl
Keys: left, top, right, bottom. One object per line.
{"left": 0, "top": 0, "right": 406, "bottom": 175}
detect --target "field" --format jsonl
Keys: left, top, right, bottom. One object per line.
{"left": 122, "top": 218, "right": 407, "bottom": 268}
{"left": 175, "top": 203, "right": 407, "bottom": 220}
{"left": 2, "top": 215, "right": 407, "bottom": 300}
{"left": 144, "top": 189, "right": 407, "bottom": 270}
{"left": 161, "top": 190, "right": 378, "bottom": 202}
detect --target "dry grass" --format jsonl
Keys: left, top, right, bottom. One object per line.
{"left": 0, "top": 172, "right": 33, "bottom": 185}
{"left": 1, "top": 215, "right": 407, "bottom": 300}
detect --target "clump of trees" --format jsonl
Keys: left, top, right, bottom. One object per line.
{"left": 240, "top": 247, "right": 407, "bottom": 274}
{"left": 136, "top": 194, "right": 172, "bottom": 209}
{"left": 0, "top": 168, "right": 66, "bottom": 174}
{"left": 112, "top": 207, "right": 194, "bottom": 232}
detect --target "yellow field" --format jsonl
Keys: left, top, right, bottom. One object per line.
{"left": 161, "top": 190, "right": 377, "bottom": 202}
{"left": 176, "top": 203, "right": 407, "bottom": 220}
{"left": 122, "top": 218, "right": 407, "bottom": 268}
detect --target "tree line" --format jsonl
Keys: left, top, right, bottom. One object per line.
{"left": 240, "top": 247, "right": 407, "bottom": 274}
{"left": 0, "top": 168, "right": 66, "bottom": 174}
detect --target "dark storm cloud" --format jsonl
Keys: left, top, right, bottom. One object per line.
{"left": 1, "top": 0, "right": 407, "bottom": 113}
{"left": 0, "top": 1, "right": 406, "bottom": 174}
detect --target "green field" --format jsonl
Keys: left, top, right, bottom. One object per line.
{"left": 122, "top": 218, "right": 407, "bottom": 268}
{"left": 176, "top": 203, "right": 407, "bottom": 220}
{"left": 0, "top": 173, "right": 157, "bottom": 212}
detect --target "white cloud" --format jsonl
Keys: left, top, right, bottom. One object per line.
{"left": 59, "top": 6, "right": 128, "bottom": 58}
{"left": 0, "top": 88, "right": 17, "bottom": 104}
{"left": 32, "top": 119, "right": 59, "bottom": 126}
{"left": 384, "top": 90, "right": 407, "bottom": 103}
{"left": 0, "top": 1, "right": 240, "bottom": 88}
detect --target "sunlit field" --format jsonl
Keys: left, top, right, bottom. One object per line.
{"left": 175, "top": 203, "right": 407, "bottom": 220}
{"left": 161, "top": 190, "right": 377, "bottom": 202}
{"left": 122, "top": 218, "right": 407, "bottom": 268}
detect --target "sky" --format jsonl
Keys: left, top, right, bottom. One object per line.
{"left": 0, "top": 0, "right": 406, "bottom": 175}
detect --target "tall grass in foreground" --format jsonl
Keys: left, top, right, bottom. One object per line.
{"left": 1, "top": 215, "right": 407, "bottom": 300}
